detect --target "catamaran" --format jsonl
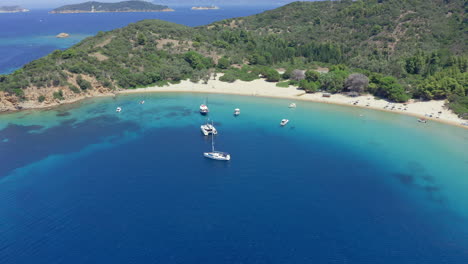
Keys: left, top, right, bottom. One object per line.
{"left": 201, "top": 120, "right": 218, "bottom": 136}
{"left": 204, "top": 134, "right": 230, "bottom": 161}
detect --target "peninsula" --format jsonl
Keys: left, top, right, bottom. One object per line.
{"left": 0, "top": 6, "right": 30, "bottom": 13}
{"left": 1, "top": 0, "right": 466, "bottom": 126}
{"left": 191, "top": 6, "right": 220, "bottom": 10}
{"left": 49, "top": 1, "right": 173, "bottom": 14}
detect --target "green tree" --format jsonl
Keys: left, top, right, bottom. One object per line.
{"left": 217, "top": 57, "right": 230, "bottom": 69}
{"left": 137, "top": 32, "right": 147, "bottom": 45}
{"left": 305, "top": 70, "right": 320, "bottom": 82}
{"left": 263, "top": 68, "right": 281, "bottom": 82}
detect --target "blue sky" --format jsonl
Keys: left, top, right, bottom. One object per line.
{"left": 2, "top": 1, "right": 314, "bottom": 9}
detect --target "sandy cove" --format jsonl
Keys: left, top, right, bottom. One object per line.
{"left": 118, "top": 77, "right": 468, "bottom": 129}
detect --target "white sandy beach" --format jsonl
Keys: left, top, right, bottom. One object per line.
{"left": 118, "top": 76, "right": 468, "bottom": 128}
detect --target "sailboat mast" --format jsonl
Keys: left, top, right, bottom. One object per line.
{"left": 211, "top": 134, "right": 215, "bottom": 152}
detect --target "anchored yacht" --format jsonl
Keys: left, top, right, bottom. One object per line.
{"left": 199, "top": 104, "right": 209, "bottom": 115}
{"left": 201, "top": 121, "right": 218, "bottom": 136}
{"left": 204, "top": 134, "right": 230, "bottom": 161}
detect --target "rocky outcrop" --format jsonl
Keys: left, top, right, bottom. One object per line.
{"left": 0, "top": 75, "right": 116, "bottom": 112}
{"left": 56, "top": 33, "right": 70, "bottom": 38}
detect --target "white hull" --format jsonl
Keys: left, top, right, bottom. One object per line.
{"left": 200, "top": 104, "right": 209, "bottom": 115}
{"left": 201, "top": 124, "right": 218, "bottom": 136}
{"left": 204, "top": 152, "right": 230, "bottom": 161}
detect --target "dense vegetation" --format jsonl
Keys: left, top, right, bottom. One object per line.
{"left": 51, "top": 1, "right": 170, "bottom": 13}
{"left": 1, "top": 0, "right": 467, "bottom": 117}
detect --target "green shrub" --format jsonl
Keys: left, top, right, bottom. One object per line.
{"left": 76, "top": 76, "right": 92, "bottom": 90}
{"left": 263, "top": 68, "right": 281, "bottom": 82}
{"left": 276, "top": 81, "right": 290, "bottom": 88}
{"left": 69, "top": 84, "right": 81, "bottom": 94}
{"left": 217, "top": 57, "right": 230, "bottom": 69}
{"left": 38, "top": 95, "right": 46, "bottom": 102}
{"left": 53, "top": 90, "right": 64, "bottom": 100}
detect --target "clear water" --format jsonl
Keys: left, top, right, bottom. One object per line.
{"left": 1, "top": 93, "right": 467, "bottom": 263}
{"left": 0, "top": 6, "right": 273, "bottom": 74}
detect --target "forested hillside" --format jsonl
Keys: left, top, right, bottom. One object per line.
{"left": 1, "top": 0, "right": 466, "bottom": 116}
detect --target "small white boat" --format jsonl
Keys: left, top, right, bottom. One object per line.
{"left": 200, "top": 104, "right": 209, "bottom": 115}
{"left": 204, "top": 151, "right": 231, "bottom": 161}
{"left": 289, "top": 103, "right": 296, "bottom": 108}
{"left": 201, "top": 121, "right": 218, "bottom": 136}
{"left": 116, "top": 107, "right": 122, "bottom": 113}
{"left": 140, "top": 100, "right": 145, "bottom": 104}
{"left": 280, "top": 119, "right": 289, "bottom": 126}
{"left": 204, "top": 134, "right": 230, "bottom": 161}
{"left": 234, "top": 108, "right": 240, "bottom": 116}
{"left": 418, "top": 118, "right": 427, "bottom": 123}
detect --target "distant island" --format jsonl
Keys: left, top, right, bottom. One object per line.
{"left": 50, "top": 1, "right": 174, "bottom": 14}
{"left": 0, "top": 6, "right": 30, "bottom": 13}
{"left": 191, "top": 6, "right": 220, "bottom": 10}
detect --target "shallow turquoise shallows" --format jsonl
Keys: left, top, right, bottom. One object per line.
{"left": 0, "top": 93, "right": 467, "bottom": 264}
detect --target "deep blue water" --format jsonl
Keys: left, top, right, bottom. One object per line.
{"left": 0, "top": 6, "right": 273, "bottom": 74}
{"left": 0, "top": 93, "right": 467, "bottom": 263}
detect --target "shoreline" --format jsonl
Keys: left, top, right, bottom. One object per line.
{"left": 117, "top": 78, "right": 468, "bottom": 129}
{"left": 1, "top": 77, "right": 466, "bottom": 129}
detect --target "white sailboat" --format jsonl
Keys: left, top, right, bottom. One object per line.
{"left": 204, "top": 134, "right": 230, "bottom": 161}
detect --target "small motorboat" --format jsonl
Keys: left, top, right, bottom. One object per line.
{"left": 418, "top": 118, "right": 427, "bottom": 123}
{"left": 234, "top": 108, "right": 240, "bottom": 116}
{"left": 280, "top": 119, "right": 289, "bottom": 126}
{"left": 201, "top": 121, "right": 218, "bottom": 136}
{"left": 200, "top": 104, "right": 209, "bottom": 115}
{"left": 289, "top": 103, "right": 296, "bottom": 108}
{"left": 116, "top": 107, "right": 122, "bottom": 113}
{"left": 139, "top": 100, "right": 145, "bottom": 104}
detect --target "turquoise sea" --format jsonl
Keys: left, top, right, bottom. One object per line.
{"left": 0, "top": 93, "right": 467, "bottom": 263}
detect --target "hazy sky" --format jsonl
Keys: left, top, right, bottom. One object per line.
{"left": 1, "top": 0, "right": 314, "bottom": 9}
